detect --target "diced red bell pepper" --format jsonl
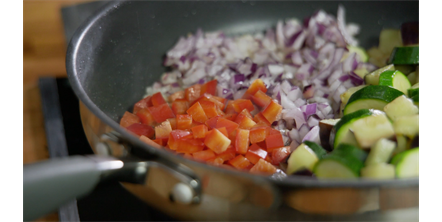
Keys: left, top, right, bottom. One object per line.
{"left": 257, "top": 141, "right": 268, "bottom": 150}
{"left": 249, "top": 126, "right": 269, "bottom": 144}
{"left": 176, "top": 138, "right": 205, "bottom": 154}
{"left": 151, "top": 92, "right": 167, "bottom": 106}
{"left": 216, "top": 118, "right": 239, "bottom": 135}
{"left": 167, "top": 118, "right": 177, "bottom": 130}
{"left": 136, "top": 108, "right": 156, "bottom": 126}
{"left": 225, "top": 100, "right": 237, "bottom": 114}
{"left": 171, "top": 99, "right": 189, "bottom": 115}
{"left": 187, "top": 102, "right": 208, "bottom": 123}
{"left": 199, "top": 100, "right": 220, "bottom": 119}
{"left": 269, "top": 128, "right": 281, "bottom": 135}
{"left": 140, "top": 135, "right": 162, "bottom": 148}
{"left": 126, "top": 123, "right": 155, "bottom": 138}
{"left": 250, "top": 158, "right": 277, "bottom": 175}
{"left": 133, "top": 96, "right": 152, "bottom": 114}
{"left": 235, "top": 110, "right": 256, "bottom": 130}
{"left": 271, "top": 146, "right": 291, "bottom": 165}
{"left": 185, "top": 84, "right": 201, "bottom": 103}
{"left": 242, "top": 79, "right": 267, "bottom": 99}
{"left": 193, "top": 149, "right": 216, "bottom": 161}
{"left": 155, "top": 120, "right": 173, "bottom": 139}
{"left": 235, "top": 129, "right": 250, "bottom": 154}
{"left": 169, "top": 91, "right": 185, "bottom": 102}
{"left": 253, "top": 112, "right": 271, "bottom": 126}
{"left": 265, "top": 133, "right": 285, "bottom": 152}
{"left": 204, "top": 129, "right": 231, "bottom": 154}
{"left": 261, "top": 100, "right": 283, "bottom": 124}
{"left": 120, "top": 111, "right": 140, "bottom": 128}
{"left": 223, "top": 113, "right": 238, "bottom": 122}
{"left": 147, "top": 103, "right": 176, "bottom": 123}
{"left": 194, "top": 93, "right": 225, "bottom": 110}
{"left": 206, "top": 157, "right": 224, "bottom": 166}
{"left": 216, "top": 146, "right": 236, "bottom": 162}
{"left": 176, "top": 114, "right": 193, "bottom": 130}
{"left": 183, "top": 153, "right": 193, "bottom": 159}
{"left": 211, "top": 96, "right": 227, "bottom": 109}
{"left": 231, "top": 99, "right": 255, "bottom": 113}
{"left": 200, "top": 79, "right": 217, "bottom": 96}
{"left": 216, "top": 127, "right": 229, "bottom": 137}
{"left": 251, "top": 90, "right": 272, "bottom": 107}
{"left": 191, "top": 124, "right": 208, "bottom": 139}
{"left": 152, "top": 138, "right": 164, "bottom": 147}
{"left": 168, "top": 130, "right": 192, "bottom": 150}
{"left": 205, "top": 116, "right": 220, "bottom": 130}
{"left": 228, "top": 155, "right": 252, "bottom": 170}
{"left": 245, "top": 144, "right": 268, "bottom": 164}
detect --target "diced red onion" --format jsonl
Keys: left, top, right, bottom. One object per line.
{"left": 302, "top": 126, "right": 320, "bottom": 144}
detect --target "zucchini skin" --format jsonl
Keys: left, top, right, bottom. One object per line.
{"left": 388, "top": 46, "right": 419, "bottom": 65}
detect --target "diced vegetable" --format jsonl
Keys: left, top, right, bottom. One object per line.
{"left": 332, "top": 109, "right": 375, "bottom": 149}
{"left": 191, "top": 124, "right": 208, "bottom": 139}
{"left": 318, "top": 119, "right": 340, "bottom": 151}
{"left": 250, "top": 159, "right": 277, "bottom": 175}
{"left": 271, "top": 146, "right": 291, "bottom": 165}
{"left": 228, "top": 155, "right": 252, "bottom": 170}
{"left": 378, "top": 70, "right": 411, "bottom": 95}
{"left": 361, "top": 163, "right": 395, "bottom": 179}
{"left": 388, "top": 46, "right": 419, "bottom": 65}
{"left": 383, "top": 95, "right": 419, "bottom": 121}
{"left": 151, "top": 92, "right": 167, "bottom": 106}
{"left": 391, "top": 148, "right": 419, "bottom": 178}
{"left": 204, "top": 129, "right": 231, "bottom": 154}
{"left": 393, "top": 115, "right": 419, "bottom": 137}
{"left": 265, "top": 133, "right": 284, "bottom": 152}
{"left": 126, "top": 123, "right": 155, "bottom": 138}
{"left": 136, "top": 108, "right": 156, "bottom": 126}
{"left": 171, "top": 99, "right": 189, "bottom": 115}
{"left": 155, "top": 120, "right": 173, "bottom": 139}
{"left": 365, "top": 138, "right": 396, "bottom": 166}
{"left": 148, "top": 103, "right": 176, "bottom": 123}
{"left": 235, "top": 129, "right": 250, "bottom": 154}
{"left": 120, "top": 111, "right": 140, "bottom": 128}
{"left": 176, "top": 114, "right": 193, "bottom": 130}
{"left": 261, "top": 100, "right": 283, "bottom": 123}
{"left": 286, "top": 143, "right": 319, "bottom": 174}
{"left": 344, "top": 85, "right": 404, "bottom": 115}
{"left": 350, "top": 113, "right": 395, "bottom": 148}
{"left": 245, "top": 144, "right": 267, "bottom": 164}
{"left": 303, "top": 141, "right": 327, "bottom": 158}
{"left": 187, "top": 102, "right": 208, "bottom": 123}
{"left": 364, "top": 64, "right": 395, "bottom": 85}
{"left": 242, "top": 79, "right": 267, "bottom": 99}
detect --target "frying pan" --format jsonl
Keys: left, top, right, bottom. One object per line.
{"left": 23, "top": 1, "right": 419, "bottom": 221}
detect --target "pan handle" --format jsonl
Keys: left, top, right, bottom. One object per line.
{"left": 23, "top": 155, "right": 147, "bottom": 221}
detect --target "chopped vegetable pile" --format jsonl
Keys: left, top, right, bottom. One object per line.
{"left": 120, "top": 6, "right": 419, "bottom": 179}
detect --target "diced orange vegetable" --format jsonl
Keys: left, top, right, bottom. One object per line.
{"left": 126, "top": 123, "right": 155, "bottom": 138}
{"left": 120, "top": 111, "right": 140, "bottom": 128}
{"left": 140, "top": 135, "right": 162, "bottom": 148}
{"left": 251, "top": 90, "right": 272, "bottom": 107}
{"left": 225, "top": 100, "right": 237, "bottom": 114}
{"left": 253, "top": 113, "right": 271, "bottom": 126}
{"left": 169, "top": 91, "right": 185, "bottom": 102}
{"left": 223, "top": 113, "right": 238, "bottom": 122}
{"left": 216, "top": 127, "right": 229, "bottom": 137}
{"left": 185, "top": 84, "right": 201, "bottom": 103}
{"left": 269, "top": 128, "right": 281, "bottom": 135}
{"left": 167, "top": 118, "right": 177, "bottom": 130}
{"left": 216, "top": 146, "right": 236, "bottom": 162}
{"left": 216, "top": 118, "right": 239, "bottom": 135}
{"left": 231, "top": 99, "right": 255, "bottom": 113}
{"left": 136, "top": 108, "right": 156, "bottom": 126}
{"left": 206, "top": 157, "right": 224, "bottom": 166}
{"left": 200, "top": 79, "right": 217, "bottom": 96}
{"left": 187, "top": 102, "right": 208, "bottom": 123}
{"left": 235, "top": 110, "right": 256, "bottom": 130}
{"left": 191, "top": 124, "right": 208, "bottom": 139}
{"left": 176, "top": 114, "right": 193, "bottom": 130}
{"left": 133, "top": 96, "right": 152, "bottom": 114}
{"left": 205, "top": 116, "right": 220, "bottom": 130}
{"left": 195, "top": 93, "right": 225, "bottom": 110}
{"left": 204, "top": 129, "right": 231, "bottom": 154}
{"left": 261, "top": 100, "right": 283, "bottom": 123}
{"left": 249, "top": 126, "right": 269, "bottom": 144}
{"left": 258, "top": 141, "right": 268, "bottom": 150}
{"left": 199, "top": 100, "right": 220, "bottom": 119}
{"left": 193, "top": 149, "right": 216, "bottom": 161}
{"left": 228, "top": 155, "right": 252, "bottom": 170}
{"left": 152, "top": 138, "right": 164, "bottom": 146}
{"left": 245, "top": 144, "right": 268, "bottom": 164}
{"left": 211, "top": 96, "right": 227, "bottom": 108}
{"left": 151, "top": 92, "right": 167, "bottom": 106}
{"left": 271, "top": 146, "right": 291, "bottom": 165}
{"left": 148, "top": 103, "right": 176, "bottom": 123}
{"left": 155, "top": 120, "right": 173, "bottom": 139}
{"left": 250, "top": 159, "right": 277, "bottom": 175}
{"left": 168, "top": 130, "right": 192, "bottom": 150}
{"left": 242, "top": 79, "right": 267, "bottom": 99}
{"left": 265, "top": 133, "right": 285, "bottom": 152}
{"left": 176, "top": 138, "right": 205, "bottom": 154}
{"left": 235, "top": 129, "right": 250, "bottom": 154}
{"left": 171, "top": 99, "right": 189, "bottom": 115}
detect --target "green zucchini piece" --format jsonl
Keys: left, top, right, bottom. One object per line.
{"left": 391, "top": 148, "right": 419, "bottom": 178}
{"left": 379, "top": 70, "right": 411, "bottom": 95}
{"left": 343, "top": 85, "right": 404, "bottom": 115}
{"left": 303, "top": 141, "right": 327, "bottom": 158}
{"left": 383, "top": 95, "right": 419, "bottom": 121}
{"left": 365, "top": 138, "right": 396, "bottom": 166}
{"left": 348, "top": 46, "right": 369, "bottom": 62}
{"left": 361, "top": 163, "right": 395, "bottom": 179}
{"left": 364, "top": 64, "right": 395, "bottom": 85}
{"left": 340, "top": 85, "right": 366, "bottom": 114}
{"left": 286, "top": 143, "right": 319, "bottom": 174}
{"left": 411, "top": 91, "right": 419, "bottom": 106}
{"left": 393, "top": 115, "right": 419, "bottom": 138}
{"left": 351, "top": 113, "right": 395, "bottom": 148}
{"left": 408, "top": 83, "right": 419, "bottom": 98}
{"left": 388, "top": 46, "right": 419, "bottom": 65}
{"left": 314, "top": 144, "right": 367, "bottom": 179}
{"left": 332, "top": 109, "right": 376, "bottom": 149}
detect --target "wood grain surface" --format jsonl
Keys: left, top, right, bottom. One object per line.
{"left": 24, "top": 1, "right": 92, "bottom": 221}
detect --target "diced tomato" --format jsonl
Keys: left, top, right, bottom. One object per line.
{"left": 235, "top": 129, "right": 250, "bottom": 154}
{"left": 205, "top": 116, "right": 220, "bottom": 130}
{"left": 126, "top": 123, "right": 155, "bottom": 138}
{"left": 155, "top": 120, "right": 173, "bottom": 139}
{"left": 206, "top": 157, "right": 224, "bottom": 166}
{"left": 223, "top": 113, "right": 238, "bottom": 122}
{"left": 216, "top": 127, "right": 229, "bottom": 137}
{"left": 249, "top": 126, "right": 269, "bottom": 144}
{"left": 176, "top": 114, "right": 193, "bottom": 130}
{"left": 140, "top": 135, "right": 162, "bottom": 148}
{"left": 251, "top": 90, "right": 272, "bottom": 107}
{"left": 253, "top": 112, "right": 271, "bottom": 126}
{"left": 193, "top": 149, "right": 216, "bottom": 161}
{"left": 216, "top": 118, "right": 239, "bottom": 135}
{"left": 216, "top": 146, "right": 236, "bottom": 162}
{"left": 187, "top": 102, "right": 208, "bottom": 123}
{"left": 167, "top": 118, "right": 177, "bottom": 130}
{"left": 191, "top": 124, "right": 208, "bottom": 139}
{"left": 228, "top": 155, "right": 252, "bottom": 170}
{"left": 151, "top": 92, "right": 167, "bottom": 106}
{"left": 271, "top": 146, "right": 291, "bottom": 165}
{"left": 245, "top": 144, "right": 268, "bottom": 164}
{"left": 120, "top": 111, "right": 140, "bottom": 128}
{"left": 168, "top": 130, "right": 192, "bottom": 150}
{"left": 176, "top": 138, "right": 205, "bottom": 154}
{"left": 249, "top": 158, "right": 277, "bottom": 175}
{"left": 231, "top": 99, "right": 255, "bottom": 113}
{"left": 235, "top": 110, "right": 256, "bottom": 130}
{"left": 136, "top": 108, "right": 156, "bottom": 126}
{"left": 261, "top": 100, "right": 283, "bottom": 124}
{"left": 204, "top": 129, "right": 231, "bottom": 154}
{"left": 200, "top": 79, "right": 217, "bottom": 96}
{"left": 172, "top": 99, "right": 189, "bottom": 115}
{"left": 185, "top": 84, "right": 201, "bottom": 103}
{"left": 133, "top": 96, "right": 152, "bottom": 114}
{"left": 265, "top": 133, "right": 285, "bottom": 152}
{"left": 148, "top": 103, "right": 176, "bottom": 123}
{"left": 225, "top": 100, "right": 237, "bottom": 114}
{"left": 269, "top": 128, "right": 281, "bottom": 135}
{"left": 169, "top": 91, "right": 185, "bottom": 102}
{"left": 242, "top": 79, "right": 267, "bottom": 99}
{"left": 199, "top": 100, "right": 220, "bottom": 119}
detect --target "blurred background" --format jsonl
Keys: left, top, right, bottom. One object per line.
{"left": 24, "top": 1, "right": 91, "bottom": 221}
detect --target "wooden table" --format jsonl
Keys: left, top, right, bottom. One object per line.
{"left": 24, "top": 1, "right": 92, "bottom": 221}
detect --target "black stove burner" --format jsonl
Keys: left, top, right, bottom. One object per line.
{"left": 39, "top": 78, "right": 175, "bottom": 221}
